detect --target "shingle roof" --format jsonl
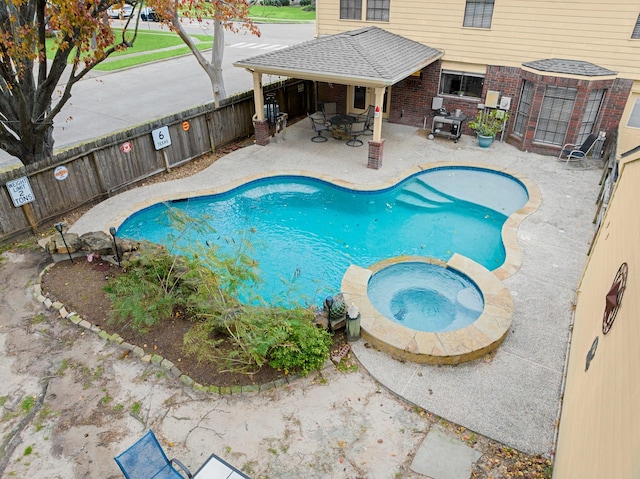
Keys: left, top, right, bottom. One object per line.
{"left": 522, "top": 58, "right": 616, "bottom": 77}
{"left": 233, "top": 27, "right": 443, "bottom": 86}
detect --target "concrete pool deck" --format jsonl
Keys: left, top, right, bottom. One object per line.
{"left": 69, "top": 120, "right": 602, "bottom": 455}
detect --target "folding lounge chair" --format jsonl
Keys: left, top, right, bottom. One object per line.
{"left": 558, "top": 133, "right": 598, "bottom": 165}
{"left": 114, "top": 430, "right": 193, "bottom": 478}
{"left": 308, "top": 113, "right": 331, "bottom": 142}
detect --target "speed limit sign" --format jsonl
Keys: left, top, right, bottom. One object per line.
{"left": 151, "top": 126, "right": 172, "bottom": 150}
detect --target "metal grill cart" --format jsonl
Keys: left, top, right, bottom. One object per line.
{"left": 430, "top": 112, "right": 467, "bottom": 143}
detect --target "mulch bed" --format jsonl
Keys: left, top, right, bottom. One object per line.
{"left": 41, "top": 258, "right": 347, "bottom": 388}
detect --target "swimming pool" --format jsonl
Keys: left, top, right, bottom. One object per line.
{"left": 118, "top": 166, "right": 529, "bottom": 306}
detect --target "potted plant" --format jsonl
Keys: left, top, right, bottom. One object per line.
{"left": 469, "top": 109, "right": 509, "bottom": 148}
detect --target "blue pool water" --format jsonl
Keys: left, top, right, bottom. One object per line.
{"left": 118, "top": 167, "right": 528, "bottom": 306}
{"left": 367, "top": 262, "right": 484, "bottom": 332}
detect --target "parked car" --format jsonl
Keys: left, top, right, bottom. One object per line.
{"left": 140, "top": 6, "right": 158, "bottom": 21}
{"left": 107, "top": 4, "right": 134, "bottom": 18}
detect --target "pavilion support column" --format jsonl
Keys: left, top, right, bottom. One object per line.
{"left": 250, "top": 70, "right": 270, "bottom": 146}
{"left": 367, "top": 139, "right": 385, "bottom": 169}
{"left": 368, "top": 86, "right": 386, "bottom": 169}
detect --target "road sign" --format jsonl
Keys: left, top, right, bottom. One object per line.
{"left": 151, "top": 126, "right": 172, "bottom": 150}
{"left": 6, "top": 176, "right": 35, "bottom": 207}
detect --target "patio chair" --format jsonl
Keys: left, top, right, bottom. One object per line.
{"left": 308, "top": 113, "right": 331, "bottom": 142}
{"left": 114, "top": 430, "right": 193, "bottom": 479}
{"left": 346, "top": 121, "right": 367, "bottom": 147}
{"left": 321, "top": 101, "right": 338, "bottom": 119}
{"left": 558, "top": 133, "right": 598, "bottom": 165}
{"left": 356, "top": 105, "right": 375, "bottom": 134}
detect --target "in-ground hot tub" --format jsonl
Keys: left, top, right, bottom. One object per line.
{"left": 367, "top": 261, "right": 484, "bottom": 333}
{"left": 341, "top": 255, "right": 513, "bottom": 365}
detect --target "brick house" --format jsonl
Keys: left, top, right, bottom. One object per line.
{"left": 236, "top": 1, "right": 640, "bottom": 163}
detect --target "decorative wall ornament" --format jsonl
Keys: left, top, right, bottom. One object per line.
{"left": 585, "top": 336, "right": 598, "bottom": 372}
{"left": 602, "top": 262, "right": 628, "bottom": 335}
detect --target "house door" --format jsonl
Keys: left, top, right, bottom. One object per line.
{"left": 348, "top": 86, "right": 390, "bottom": 118}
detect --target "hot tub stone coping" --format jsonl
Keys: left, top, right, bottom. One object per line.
{"left": 341, "top": 254, "right": 513, "bottom": 365}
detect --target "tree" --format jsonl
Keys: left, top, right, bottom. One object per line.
{"left": 157, "top": 0, "right": 259, "bottom": 108}
{"left": 0, "top": 0, "right": 140, "bottom": 165}
{"left": 0, "top": 0, "right": 255, "bottom": 166}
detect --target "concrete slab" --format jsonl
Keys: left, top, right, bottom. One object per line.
{"left": 410, "top": 426, "right": 482, "bottom": 479}
{"left": 66, "top": 121, "right": 601, "bottom": 456}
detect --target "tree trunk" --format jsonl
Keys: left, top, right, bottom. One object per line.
{"left": 210, "top": 20, "right": 226, "bottom": 108}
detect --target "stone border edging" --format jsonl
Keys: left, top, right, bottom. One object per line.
{"left": 34, "top": 263, "right": 304, "bottom": 395}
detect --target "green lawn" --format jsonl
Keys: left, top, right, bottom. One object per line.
{"left": 44, "top": 6, "right": 313, "bottom": 71}
{"left": 95, "top": 43, "right": 212, "bottom": 71}
{"left": 248, "top": 5, "right": 316, "bottom": 22}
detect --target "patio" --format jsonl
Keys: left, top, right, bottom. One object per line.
{"left": 70, "top": 119, "right": 603, "bottom": 455}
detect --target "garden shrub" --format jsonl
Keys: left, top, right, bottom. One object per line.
{"left": 107, "top": 205, "right": 331, "bottom": 376}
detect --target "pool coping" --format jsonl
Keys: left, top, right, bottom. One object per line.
{"left": 341, "top": 254, "right": 514, "bottom": 364}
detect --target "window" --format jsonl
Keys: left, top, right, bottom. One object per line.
{"left": 627, "top": 98, "right": 640, "bottom": 128}
{"left": 514, "top": 81, "right": 534, "bottom": 136}
{"left": 577, "top": 90, "right": 605, "bottom": 144}
{"left": 534, "top": 86, "right": 577, "bottom": 146}
{"left": 439, "top": 71, "right": 484, "bottom": 98}
{"left": 463, "top": 0, "right": 494, "bottom": 28}
{"left": 366, "top": 0, "right": 389, "bottom": 22}
{"left": 632, "top": 14, "right": 640, "bottom": 39}
{"left": 340, "top": 0, "right": 362, "bottom": 20}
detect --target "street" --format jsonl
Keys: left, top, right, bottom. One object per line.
{"left": 0, "top": 22, "right": 315, "bottom": 170}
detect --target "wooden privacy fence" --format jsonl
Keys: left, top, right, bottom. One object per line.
{"left": 0, "top": 79, "right": 316, "bottom": 243}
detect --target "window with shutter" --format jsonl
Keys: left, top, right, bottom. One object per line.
{"left": 340, "top": 0, "right": 362, "bottom": 20}
{"left": 514, "top": 81, "right": 533, "bottom": 136}
{"left": 463, "top": 0, "right": 494, "bottom": 29}
{"left": 534, "top": 86, "right": 577, "bottom": 146}
{"left": 366, "top": 0, "right": 390, "bottom": 21}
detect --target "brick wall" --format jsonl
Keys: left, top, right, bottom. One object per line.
{"left": 318, "top": 62, "right": 630, "bottom": 157}
{"left": 506, "top": 71, "right": 629, "bottom": 155}
{"left": 317, "top": 83, "right": 348, "bottom": 114}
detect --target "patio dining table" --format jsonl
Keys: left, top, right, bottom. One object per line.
{"left": 330, "top": 114, "right": 356, "bottom": 140}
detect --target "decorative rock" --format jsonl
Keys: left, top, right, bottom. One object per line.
{"left": 80, "top": 231, "right": 114, "bottom": 255}
{"left": 330, "top": 316, "right": 346, "bottom": 331}
{"left": 313, "top": 310, "right": 329, "bottom": 330}
{"left": 151, "top": 354, "right": 163, "bottom": 364}
{"left": 48, "top": 232, "right": 82, "bottom": 254}
{"left": 43, "top": 298, "right": 52, "bottom": 308}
